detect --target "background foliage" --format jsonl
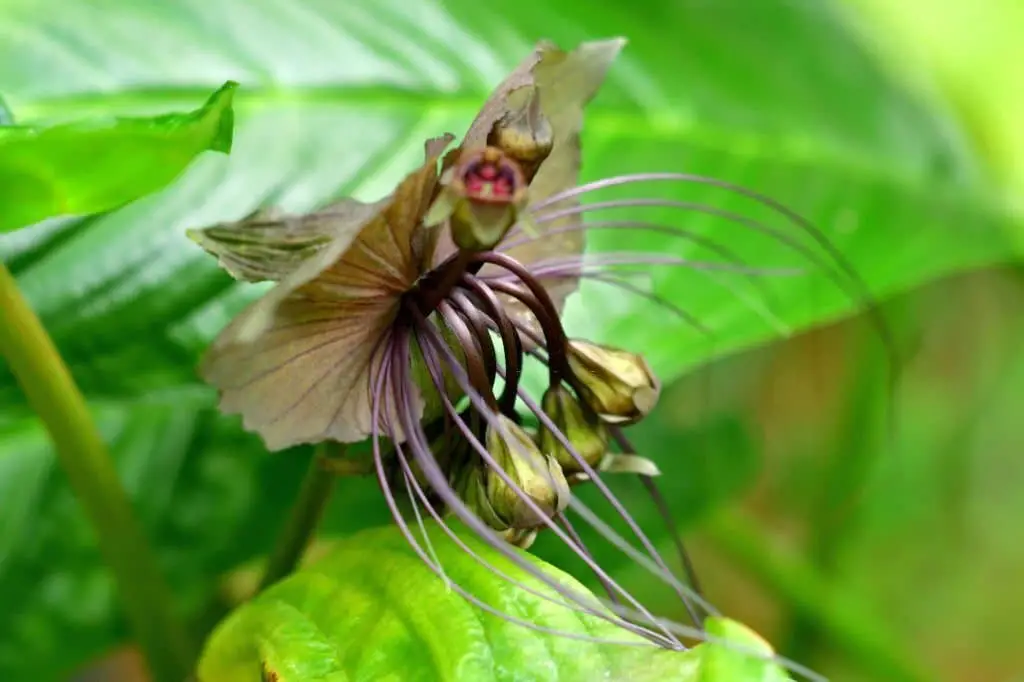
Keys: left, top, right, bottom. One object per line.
{"left": 0, "top": 0, "right": 1020, "bottom": 680}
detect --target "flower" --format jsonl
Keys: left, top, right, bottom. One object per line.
{"left": 189, "top": 37, "right": 882, "bottom": 653}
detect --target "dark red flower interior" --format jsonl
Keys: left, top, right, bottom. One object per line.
{"left": 462, "top": 158, "right": 518, "bottom": 203}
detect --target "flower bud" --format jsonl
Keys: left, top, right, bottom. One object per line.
{"left": 537, "top": 385, "right": 607, "bottom": 474}
{"left": 484, "top": 414, "right": 570, "bottom": 528}
{"left": 488, "top": 85, "right": 553, "bottom": 180}
{"left": 566, "top": 340, "right": 660, "bottom": 425}
{"left": 423, "top": 147, "right": 527, "bottom": 251}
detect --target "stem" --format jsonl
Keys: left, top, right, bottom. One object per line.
{"left": 258, "top": 443, "right": 341, "bottom": 591}
{"left": 704, "top": 508, "right": 931, "bottom": 682}
{"left": 0, "top": 264, "right": 193, "bottom": 682}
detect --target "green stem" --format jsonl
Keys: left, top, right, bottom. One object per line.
{"left": 704, "top": 508, "right": 931, "bottom": 682}
{"left": 258, "top": 444, "right": 342, "bottom": 592}
{"left": 0, "top": 264, "right": 194, "bottom": 682}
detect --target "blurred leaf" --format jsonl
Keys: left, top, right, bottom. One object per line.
{"left": 0, "top": 0, "right": 1016, "bottom": 678}
{"left": 0, "top": 82, "right": 236, "bottom": 232}
{"left": 842, "top": 0, "right": 1024, "bottom": 235}
{"left": 0, "top": 96, "right": 12, "bottom": 125}
{"left": 199, "top": 523, "right": 793, "bottom": 682}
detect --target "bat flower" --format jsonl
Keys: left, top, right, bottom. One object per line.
{"left": 190, "top": 37, "right": 883, "bottom": 654}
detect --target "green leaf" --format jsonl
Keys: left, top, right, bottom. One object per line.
{"left": 199, "top": 523, "right": 793, "bottom": 682}
{"left": 0, "top": 0, "right": 1016, "bottom": 678}
{"left": 0, "top": 82, "right": 236, "bottom": 232}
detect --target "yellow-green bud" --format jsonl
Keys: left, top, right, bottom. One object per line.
{"left": 566, "top": 340, "right": 660, "bottom": 424}
{"left": 537, "top": 385, "right": 607, "bottom": 474}
{"left": 453, "top": 461, "right": 547, "bottom": 550}
{"left": 484, "top": 414, "right": 570, "bottom": 528}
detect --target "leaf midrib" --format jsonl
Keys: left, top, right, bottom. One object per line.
{"left": 7, "top": 84, "right": 986, "bottom": 207}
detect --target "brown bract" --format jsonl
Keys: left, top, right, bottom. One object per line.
{"left": 189, "top": 39, "right": 625, "bottom": 451}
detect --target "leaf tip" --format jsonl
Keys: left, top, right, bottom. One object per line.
{"left": 205, "top": 80, "right": 240, "bottom": 155}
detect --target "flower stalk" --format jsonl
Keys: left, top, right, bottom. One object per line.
{"left": 0, "top": 264, "right": 194, "bottom": 682}
{"left": 258, "top": 442, "right": 344, "bottom": 592}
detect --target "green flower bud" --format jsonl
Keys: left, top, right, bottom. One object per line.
{"left": 484, "top": 414, "right": 570, "bottom": 528}
{"left": 566, "top": 340, "right": 660, "bottom": 425}
{"left": 537, "top": 385, "right": 607, "bottom": 474}
{"left": 452, "top": 472, "right": 543, "bottom": 549}
{"left": 422, "top": 147, "right": 527, "bottom": 251}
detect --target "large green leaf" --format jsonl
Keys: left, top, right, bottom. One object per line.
{"left": 0, "top": 0, "right": 1015, "bottom": 678}
{"left": 0, "top": 82, "right": 236, "bottom": 232}
{"left": 200, "top": 523, "right": 793, "bottom": 682}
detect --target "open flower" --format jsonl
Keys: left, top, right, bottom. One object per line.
{"left": 190, "top": 37, "right": 884, "bottom": 653}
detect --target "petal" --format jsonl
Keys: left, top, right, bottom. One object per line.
{"left": 202, "top": 296, "right": 400, "bottom": 450}
{"left": 188, "top": 134, "right": 454, "bottom": 284}
{"left": 460, "top": 46, "right": 544, "bottom": 151}
{"left": 186, "top": 199, "right": 387, "bottom": 283}
{"left": 200, "top": 154, "right": 445, "bottom": 449}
